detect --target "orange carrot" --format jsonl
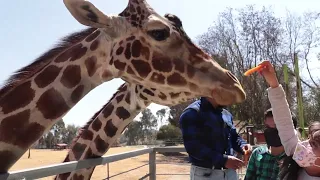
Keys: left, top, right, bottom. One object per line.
{"left": 244, "top": 65, "right": 264, "bottom": 76}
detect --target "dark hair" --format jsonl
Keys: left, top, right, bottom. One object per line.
{"left": 279, "top": 121, "right": 319, "bottom": 180}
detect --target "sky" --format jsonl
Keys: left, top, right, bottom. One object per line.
{"left": 1, "top": 0, "right": 320, "bottom": 128}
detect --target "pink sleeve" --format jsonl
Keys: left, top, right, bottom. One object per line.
{"left": 267, "top": 85, "right": 298, "bottom": 155}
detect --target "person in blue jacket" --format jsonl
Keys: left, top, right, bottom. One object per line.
{"left": 179, "top": 97, "right": 251, "bottom": 180}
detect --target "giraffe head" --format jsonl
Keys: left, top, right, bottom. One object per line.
{"left": 64, "top": 0, "right": 246, "bottom": 105}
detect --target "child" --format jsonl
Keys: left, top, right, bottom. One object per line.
{"left": 259, "top": 60, "right": 320, "bottom": 180}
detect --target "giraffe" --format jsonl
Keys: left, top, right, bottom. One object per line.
{"left": 0, "top": 0, "right": 246, "bottom": 174}
{"left": 55, "top": 82, "right": 188, "bottom": 180}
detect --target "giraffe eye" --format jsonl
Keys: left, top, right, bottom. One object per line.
{"left": 147, "top": 29, "right": 170, "bottom": 41}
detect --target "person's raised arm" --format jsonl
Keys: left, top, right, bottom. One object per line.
{"left": 259, "top": 61, "right": 299, "bottom": 155}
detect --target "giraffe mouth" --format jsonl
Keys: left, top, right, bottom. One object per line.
{"left": 210, "top": 76, "right": 246, "bottom": 105}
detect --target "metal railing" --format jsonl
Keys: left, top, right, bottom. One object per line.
{"left": 0, "top": 147, "right": 249, "bottom": 180}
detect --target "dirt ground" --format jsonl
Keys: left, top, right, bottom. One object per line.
{"left": 9, "top": 146, "right": 191, "bottom": 180}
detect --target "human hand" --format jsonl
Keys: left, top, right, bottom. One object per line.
{"left": 242, "top": 144, "right": 252, "bottom": 164}
{"left": 225, "top": 156, "right": 245, "bottom": 170}
{"left": 242, "top": 144, "right": 252, "bottom": 153}
{"left": 258, "top": 60, "right": 279, "bottom": 88}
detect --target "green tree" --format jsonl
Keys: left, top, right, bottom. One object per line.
{"left": 61, "top": 124, "right": 79, "bottom": 144}
{"left": 45, "top": 132, "right": 54, "bottom": 148}
{"left": 140, "top": 108, "right": 158, "bottom": 143}
{"left": 124, "top": 121, "right": 143, "bottom": 145}
{"left": 168, "top": 99, "right": 195, "bottom": 127}
{"left": 157, "top": 124, "right": 182, "bottom": 140}
{"left": 52, "top": 120, "right": 66, "bottom": 143}
{"left": 156, "top": 108, "right": 167, "bottom": 126}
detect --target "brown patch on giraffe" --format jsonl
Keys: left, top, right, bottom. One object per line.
{"left": 0, "top": 110, "right": 45, "bottom": 149}
{"left": 92, "top": 118, "right": 102, "bottom": 132}
{"left": 109, "top": 57, "right": 114, "bottom": 65}
{"left": 187, "top": 65, "right": 196, "bottom": 78}
{"left": 141, "top": 46, "right": 150, "bottom": 59}
{"left": 185, "top": 92, "right": 192, "bottom": 96}
{"left": 37, "top": 88, "right": 69, "bottom": 119}
{"left": 125, "top": 93, "right": 131, "bottom": 104}
{"left": 127, "top": 66, "right": 135, "bottom": 75}
{"left": 119, "top": 40, "right": 124, "bottom": 45}
{"left": 102, "top": 104, "right": 114, "bottom": 118}
{"left": 170, "top": 92, "right": 181, "bottom": 99}
{"left": 158, "top": 92, "right": 167, "bottom": 100}
{"left": 85, "top": 56, "right": 98, "bottom": 77}
{"left": 60, "top": 65, "right": 81, "bottom": 88}
{"left": 104, "top": 120, "right": 118, "bottom": 137}
{"left": 189, "top": 83, "right": 199, "bottom": 92}
{"left": 0, "top": 151, "right": 17, "bottom": 173}
{"left": 131, "top": 40, "right": 142, "bottom": 58}
{"left": 140, "top": 36, "right": 146, "bottom": 43}
{"left": 143, "top": 89, "right": 155, "bottom": 96}
{"left": 100, "top": 51, "right": 107, "bottom": 57}
{"left": 81, "top": 129, "right": 94, "bottom": 141}
{"left": 94, "top": 135, "right": 109, "bottom": 153}
{"left": 152, "top": 52, "right": 173, "bottom": 73}
{"left": 167, "top": 73, "right": 188, "bottom": 86}
{"left": 116, "top": 46, "right": 124, "bottom": 55}
{"left": 200, "top": 66, "right": 209, "bottom": 74}
{"left": 115, "top": 107, "right": 130, "bottom": 120}
{"left": 131, "top": 60, "right": 152, "bottom": 78}
{"left": 56, "top": 44, "right": 88, "bottom": 63}
{"left": 173, "top": 59, "right": 185, "bottom": 73}
{"left": 139, "top": 94, "right": 148, "bottom": 101}
{"left": 70, "top": 46, "right": 87, "bottom": 62}
{"left": 114, "top": 60, "right": 126, "bottom": 71}
{"left": 55, "top": 44, "right": 83, "bottom": 63}
{"left": 102, "top": 70, "right": 113, "bottom": 80}
{"left": 116, "top": 94, "right": 125, "bottom": 103}
{"left": 189, "top": 54, "right": 204, "bottom": 65}
{"left": 124, "top": 43, "right": 132, "bottom": 60}
{"left": 85, "top": 30, "right": 101, "bottom": 42}
{"left": 135, "top": 85, "right": 139, "bottom": 94}
{"left": 0, "top": 81, "right": 35, "bottom": 114}
{"left": 34, "top": 65, "right": 62, "bottom": 88}
{"left": 84, "top": 147, "right": 93, "bottom": 159}
{"left": 57, "top": 172, "right": 71, "bottom": 180}
{"left": 90, "top": 39, "right": 99, "bottom": 51}
{"left": 126, "top": 36, "right": 135, "bottom": 41}
{"left": 72, "top": 173, "right": 85, "bottom": 180}
{"left": 72, "top": 143, "right": 87, "bottom": 160}
{"left": 71, "top": 85, "right": 85, "bottom": 104}
{"left": 150, "top": 72, "right": 165, "bottom": 84}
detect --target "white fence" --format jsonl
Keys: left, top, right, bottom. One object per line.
{"left": 0, "top": 147, "right": 249, "bottom": 180}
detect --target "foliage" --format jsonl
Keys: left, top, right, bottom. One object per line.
{"left": 124, "top": 121, "right": 143, "bottom": 145}
{"left": 156, "top": 124, "right": 182, "bottom": 140}
{"left": 196, "top": 5, "right": 320, "bottom": 126}
{"left": 39, "top": 121, "right": 80, "bottom": 149}
{"left": 167, "top": 99, "right": 196, "bottom": 127}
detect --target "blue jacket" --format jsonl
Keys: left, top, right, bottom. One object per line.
{"left": 179, "top": 97, "right": 247, "bottom": 169}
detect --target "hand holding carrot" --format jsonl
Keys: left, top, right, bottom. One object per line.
{"left": 244, "top": 60, "right": 280, "bottom": 88}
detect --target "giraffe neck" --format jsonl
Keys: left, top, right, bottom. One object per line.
{"left": 55, "top": 83, "right": 150, "bottom": 180}
{"left": 0, "top": 28, "right": 118, "bottom": 172}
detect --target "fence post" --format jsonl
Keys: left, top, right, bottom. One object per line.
{"left": 149, "top": 150, "right": 156, "bottom": 180}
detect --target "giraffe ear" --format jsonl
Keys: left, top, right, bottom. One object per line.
{"left": 63, "top": 0, "right": 114, "bottom": 28}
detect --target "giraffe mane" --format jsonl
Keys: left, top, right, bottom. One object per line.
{"left": 68, "top": 83, "right": 127, "bottom": 151}
{"left": 0, "top": 27, "right": 97, "bottom": 101}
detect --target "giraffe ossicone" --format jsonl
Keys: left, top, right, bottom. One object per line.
{"left": 0, "top": 0, "right": 246, "bottom": 176}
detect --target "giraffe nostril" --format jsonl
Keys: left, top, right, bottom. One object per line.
{"left": 226, "top": 71, "right": 239, "bottom": 84}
